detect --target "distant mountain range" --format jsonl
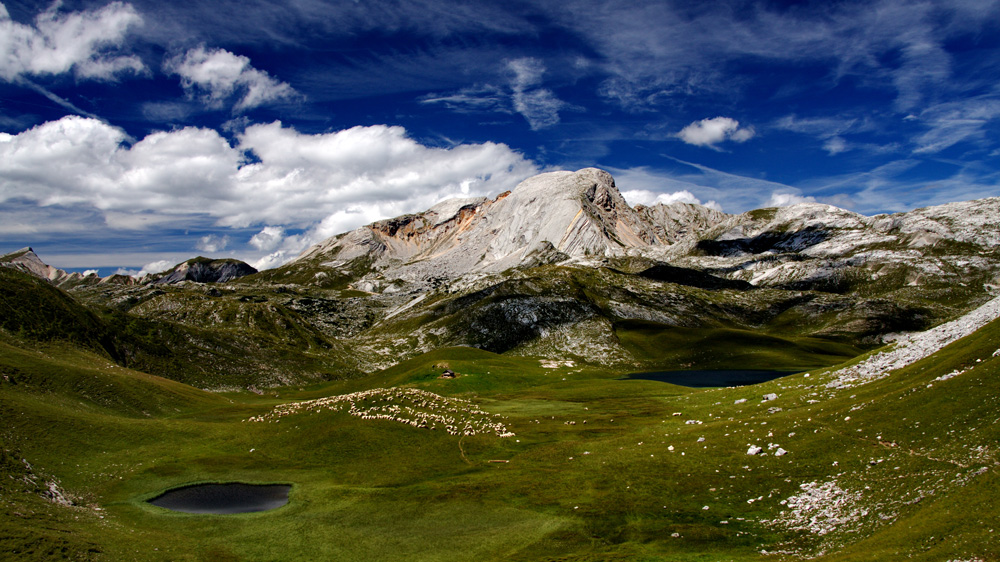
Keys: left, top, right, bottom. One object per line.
{"left": 1, "top": 249, "right": 257, "bottom": 288}
{"left": 270, "top": 167, "right": 1000, "bottom": 296}
{"left": 4, "top": 168, "right": 999, "bottom": 378}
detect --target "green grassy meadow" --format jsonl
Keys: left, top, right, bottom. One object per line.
{"left": 3, "top": 306, "right": 999, "bottom": 561}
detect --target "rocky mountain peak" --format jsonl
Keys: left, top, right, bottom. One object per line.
{"left": 1, "top": 246, "right": 77, "bottom": 283}
{"left": 292, "top": 168, "right": 675, "bottom": 292}
{"left": 151, "top": 257, "right": 258, "bottom": 285}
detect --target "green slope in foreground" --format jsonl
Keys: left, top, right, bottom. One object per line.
{"left": 3, "top": 307, "right": 999, "bottom": 561}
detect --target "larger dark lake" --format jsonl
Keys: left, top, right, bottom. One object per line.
{"left": 148, "top": 483, "right": 291, "bottom": 514}
{"left": 620, "top": 369, "right": 799, "bottom": 388}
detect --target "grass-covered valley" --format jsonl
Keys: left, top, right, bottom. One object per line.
{"left": 2, "top": 257, "right": 999, "bottom": 561}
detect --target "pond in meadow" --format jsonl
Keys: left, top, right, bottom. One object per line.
{"left": 148, "top": 483, "right": 291, "bottom": 514}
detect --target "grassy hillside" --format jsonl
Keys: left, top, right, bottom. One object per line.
{"left": 63, "top": 258, "right": 961, "bottom": 379}
{"left": 0, "top": 268, "right": 119, "bottom": 357}
{"left": 1, "top": 268, "right": 362, "bottom": 389}
{"left": 2, "top": 302, "right": 998, "bottom": 560}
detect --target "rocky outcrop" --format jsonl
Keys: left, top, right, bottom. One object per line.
{"left": 825, "top": 294, "right": 1000, "bottom": 389}
{"left": 291, "top": 169, "right": 1000, "bottom": 301}
{"left": 296, "top": 168, "right": 710, "bottom": 291}
{"left": 150, "top": 257, "right": 257, "bottom": 285}
{"left": 670, "top": 198, "right": 1000, "bottom": 297}
{"left": 0, "top": 247, "right": 96, "bottom": 287}
{"left": 636, "top": 201, "right": 727, "bottom": 247}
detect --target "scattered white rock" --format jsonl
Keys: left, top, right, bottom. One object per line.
{"left": 540, "top": 359, "right": 576, "bottom": 369}
{"left": 43, "top": 481, "right": 74, "bottom": 507}
{"left": 934, "top": 369, "right": 966, "bottom": 382}
{"left": 734, "top": 398, "right": 747, "bottom": 404}
{"left": 828, "top": 295, "right": 1000, "bottom": 389}
{"left": 767, "top": 480, "right": 866, "bottom": 537}
{"left": 747, "top": 445, "right": 763, "bottom": 455}
{"left": 762, "top": 393, "right": 778, "bottom": 402}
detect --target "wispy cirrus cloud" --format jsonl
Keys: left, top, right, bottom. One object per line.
{"left": 773, "top": 115, "right": 871, "bottom": 155}
{"left": 0, "top": 1, "right": 145, "bottom": 82}
{"left": 421, "top": 57, "right": 574, "bottom": 130}
{"left": 506, "top": 57, "right": 571, "bottom": 130}
{"left": 772, "top": 113, "right": 909, "bottom": 157}
{"left": 558, "top": 0, "right": 998, "bottom": 117}
{"left": 166, "top": 46, "right": 300, "bottom": 112}
{"left": 911, "top": 97, "right": 1000, "bottom": 154}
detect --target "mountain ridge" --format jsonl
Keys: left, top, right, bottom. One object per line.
{"left": 290, "top": 168, "right": 733, "bottom": 292}
{"left": 5, "top": 168, "right": 999, "bottom": 375}
{"left": 277, "top": 168, "right": 1000, "bottom": 301}
{"left": 0, "top": 248, "right": 258, "bottom": 288}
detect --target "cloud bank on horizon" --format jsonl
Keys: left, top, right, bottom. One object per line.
{"left": 0, "top": 0, "right": 998, "bottom": 273}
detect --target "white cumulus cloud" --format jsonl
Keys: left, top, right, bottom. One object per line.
{"left": 136, "top": 259, "right": 173, "bottom": 277}
{"left": 621, "top": 188, "right": 722, "bottom": 211}
{"left": 677, "top": 117, "right": 755, "bottom": 148}
{"left": 166, "top": 46, "right": 300, "bottom": 111}
{"left": 0, "top": 116, "right": 539, "bottom": 268}
{"left": 196, "top": 234, "right": 230, "bottom": 253}
{"left": 248, "top": 226, "right": 286, "bottom": 252}
{"left": 0, "top": 2, "right": 145, "bottom": 82}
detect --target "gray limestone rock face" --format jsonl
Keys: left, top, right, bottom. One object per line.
{"left": 287, "top": 167, "right": 1000, "bottom": 301}
{"left": 294, "top": 168, "right": 685, "bottom": 291}
{"left": 151, "top": 258, "right": 258, "bottom": 285}
{"left": 0, "top": 247, "right": 92, "bottom": 286}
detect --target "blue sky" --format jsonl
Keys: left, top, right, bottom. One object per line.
{"left": 1, "top": 0, "right": 998, "bottom": 274}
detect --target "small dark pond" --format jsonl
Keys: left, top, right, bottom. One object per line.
{"left": 620, "top": 369, "right": 799, "bottom": 388}
{"left": 148, "top": 483, "right": 291, "bottom": 514}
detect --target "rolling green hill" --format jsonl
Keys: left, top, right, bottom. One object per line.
{"left": 2, "top": 283, "right": 998, "bottom": 560}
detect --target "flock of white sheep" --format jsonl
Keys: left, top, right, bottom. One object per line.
{"left": 246, "top": 387, "right": 515, "bottom": 438}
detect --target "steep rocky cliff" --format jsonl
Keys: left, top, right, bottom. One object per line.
{"left": 292, "top": 168, "right": 723, "bottom": 292}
